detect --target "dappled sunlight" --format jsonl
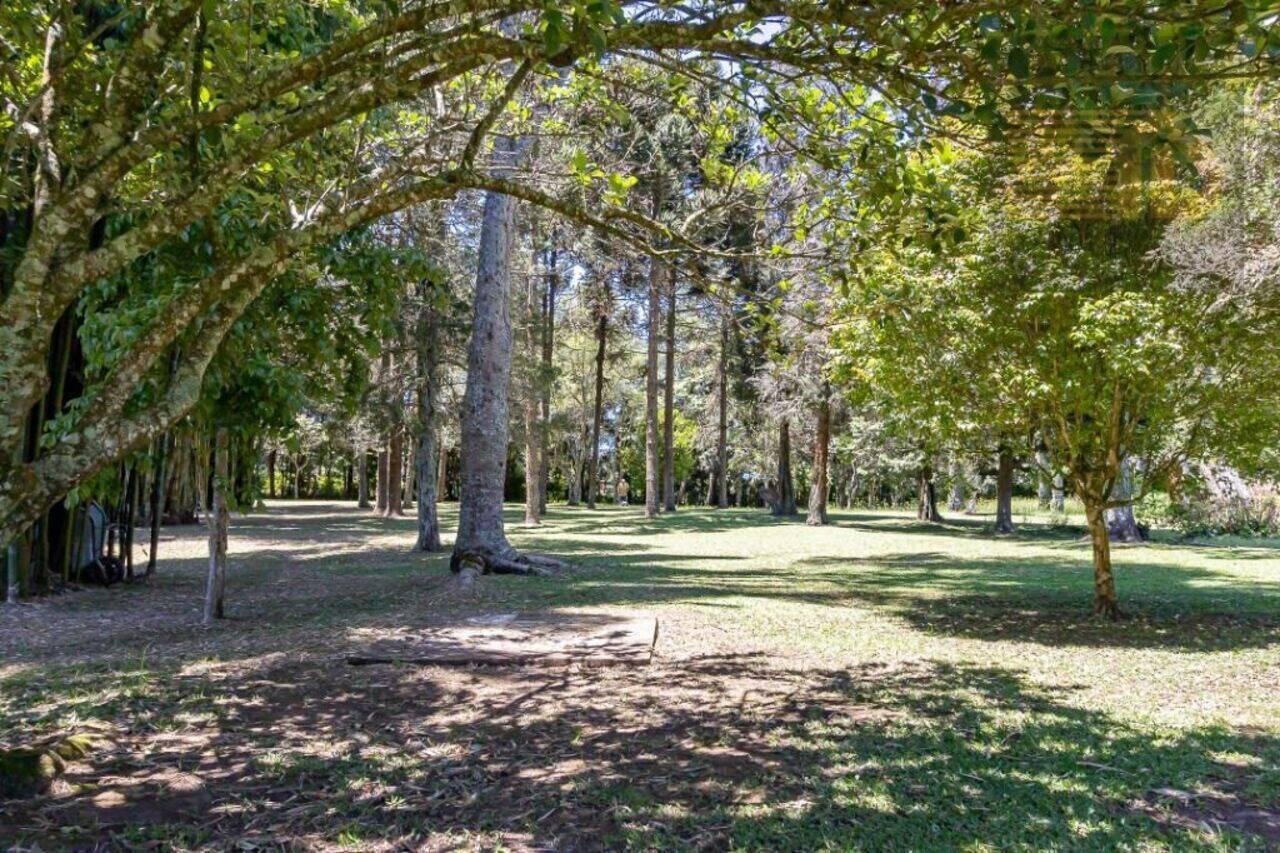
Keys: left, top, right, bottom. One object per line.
{"left": 4, "top": 502, "right": 1279, "bottom": 847}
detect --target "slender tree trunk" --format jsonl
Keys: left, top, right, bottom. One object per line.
{"left": 806, "top": 392, "right": 831, "bottom": 526}
{"left": 266, "top": 449, "right": 276, "bottom": 499}
{"left": 1036, "top": 448, "right": 1052, "bottom": 509}
{"left": 1051, "top": 475, "right": 1065, "bottom": 513}
{"left": 414, "top": 282, "right": 443, "bottom": 552}
{"left": 717, "top": 318, "right": 729, "bottom": 509}
{"left": 523, "top": 396, "right": 540, "bottom": 525}
{"left": 357, "top": 448, "right": 371, "bottom": 509}
{"left": 1106, "top": 457, "right": 1145, "bottom": 542}
{"left": 203, "top": 428, "right": 228, "bottom": 625}
{"left": 947, "top": 461, "right": 965, "bottom": 512}
{"left": 523, "top": 252, "right": 542, "bottom": 526}
{"left": 587, "top": 309, "right": 607, "bottom": 509}
{"left": 662, "top": 274, "right": 677, "bottom": 512}
{"left": 773, "top": 419, "right": 797, "bottom": 516}
{"left": 452, "top": 188, "right": 521, "bottom": 570}
{"left": 644, "top": 259, "right": 665, "bottom": 519}
{"left": 376, "top": 447, "right": 389, "bottom": 513}
{"left": 917, "top": 463, "right": 942, "bottom": 522}
{"left": 437, "top": 447, "right": 448, "bottom": 501}
{"left": 994, "top": 448, "right": 1015, "bottom": 534}
{"left": 146, "top": 432, "right": 169, "bottom": 578}
{"left": 539, "top": 248, "right": 556, "bottom": 515}
{"left": 292, "top": 454, "right": 302, "bottom": 500}
{"left": 1085, "top": 500, "right": 1120, "bottom": 619}
{"left": 386, "top": 426, "right": 404, "bottom": 517}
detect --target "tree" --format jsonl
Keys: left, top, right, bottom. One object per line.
{"left": 3, "top": 0, "right": 1269, "bottom": 550}
{"left": 838, "top": 144, "right": 1280, "bottom": 617}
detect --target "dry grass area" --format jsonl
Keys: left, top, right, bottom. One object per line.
{"left": 2, "top": 500, "right": 1280, "bottom": 850}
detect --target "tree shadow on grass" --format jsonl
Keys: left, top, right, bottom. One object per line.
{"left": 4, "top": 654, "right": 1277, "bottom": 849}
{"left": 788, "top": 551, "right": 1280, "bottom": 651}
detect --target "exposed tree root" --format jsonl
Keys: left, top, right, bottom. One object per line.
{"left": 449, "top": 547, "right": 569, "bottom": 577}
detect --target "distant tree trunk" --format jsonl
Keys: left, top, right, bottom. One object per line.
{"left": 453, "top": 187, "right": 522, "bottom": 571}
{"left": 994, "top": 448, "right": 1015, "bottom": 534}
{"left": 1106, "top": 457, "right": 1146, "bottom": 542}
{"left": 266, "top": 449, "right": 276, "bottom": 499}
{"left": 1085, "top": 498, "right": 1120, "bottom": 619}
{"left": 414, "top": 281, "right": 443, "bottom": 552}
{"left": 917, "top": 463, "right": 942, "bottom": 522}
{"left": 587, "top": 309, "right": 607, "bottom": 509}
{"left": 806, "top": 392, "right": 831, "bottom": 526}
{"left": 292, "top": 454, "right": 302, "bottom": 500}
{"left": 1051, "top": 475, "right": 1065, "bottom": 513}
{"left": 357, "top": 449, "right": 370, "bottom": 509}
{"left": 522, "top": 248, "right": 542, "bottom": 527}
{"left": 773, "top": 419, "right": 798, "bottom": 516}
{"left": 376, "top": 447, "right": 389, "bottom": 513}
{"left": 437, "top": 447, "right": 448, "bottom": 501}
{"left": 1036, "top": 448, "right": 1052, "bottom": 509}
{"left": 146, "top": 432, "right": 170, "bottom": 578}
{"left": 539, "top": 247, "right": 556, "bottom": 515}
{"left": 203, "top": 427, "right": 229, "bottom": 625}
{"left": 716, "top": 318, "right": 729, "bottom": 509}
{"left": 385, "top": 426, "right": 404, "bottom": 517}
{"left": 523, "top": 395, "right": 541, "bottom": 526}
{"left": 947, "top": 461, "right": 965, "bottom": 512}
{"left": 662, "top": 275, "right": 677, "bottom": 512}
{"left": 644, "top": 259, "right": 666, "bottom": 519}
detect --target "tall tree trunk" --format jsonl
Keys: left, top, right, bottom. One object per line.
{"left": 1085, "top": 500, "right": 1120, "bottom": 619}
{"left": 917, "top": 463, "right": 942, "bottom": 522}
{"left": 452, "top": 188, "right": 521, "bottom": 570}
{"left": 1106, "top": 456, "right": 1145, "bottom": 542}
{"left": 644, "top": 259, "right": 665, "bottom": 519}
{"left": 522, "top": 250, "right": 542, "bottom": 526}
{"left": 146, "top": 432, "right": 169, "bottom": 578}
{"left": 1051, "top": 474, "right": 1065, "bottom": 513}
{"left": 357, "top": 449, "right": 371, "bottom": 509}
{"left": 773, "top": 419, "right": 797, "bottom": 516}
{"left": 375, "top": 447, "right": 389, "bottom": 513}
{"left": 717, "top": 318, "right": 729, "bottom": 509}
{"left": 386, "top": 426, "right": 404, "bottom": 517}
{"left": 539, "top": 246, "right": 556, "bottom": 515}
{"left": 437, "top": 447, "right": 448, "bottom": 501}
{"left": 947, "top": 461, "right": 965, "bottom": 512}
{"left": 994, "top": 447, "right": 1015, "bottom": 534}
{"left": 587, "top": 310, "right": 607, "bottom": 509}
{"left": 806, "top": 392, "right": 831, "bottom": 526}
{"left": 662, "top": 274, "right": 677, "bottom": 512}
{"left": 292, "top": 454, "right": 302, "bottom": 500}
{"left": 266, "top": 448, "right": 276, "bottom": 499}
{"left": 414, "top": 282, "right": 443, "bottom": 552}
{"left": 203, "top": 427, "right": 228, "bottom": 625}
{"left": 1036, "top": 448, "right": 1052, "bottom": 509}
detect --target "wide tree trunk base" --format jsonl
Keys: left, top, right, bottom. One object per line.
{"left": 1093, "top": 598, "right": 1123, "bottom": 621}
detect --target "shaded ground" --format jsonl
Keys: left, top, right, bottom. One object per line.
{"left": 2, "top": 501, "right": 1279, "bottom": 850}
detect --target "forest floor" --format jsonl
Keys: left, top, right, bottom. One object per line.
{"left": 2, "top": 500, "right": 1280, "bottom": 850}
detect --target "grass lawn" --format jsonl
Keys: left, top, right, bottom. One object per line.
{"left": 2, "top": 500, "right": 1279, "bottom": 850}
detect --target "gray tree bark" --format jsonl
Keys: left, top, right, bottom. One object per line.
{"left": 644, "top": 259, "right": 666, "bottom": 519}
{"left": 450, "top": 184, "right": 563, "bottom": 577}
{"left": 662, "top": 274, "right": 677, "bottom": 512}
{"left": 414, "top": 281, "right": 443, "bottom": 552}
{"left": 1106, "top": 456, "right": 1146, "bottom": 542}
